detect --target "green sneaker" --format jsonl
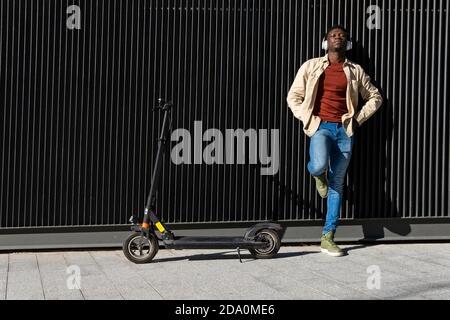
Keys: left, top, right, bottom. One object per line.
{"left": 313, "top": 173, "right": 328, "bottom": 198}
{"left": 320, "top": 231, "right": 344, "bottom": 257}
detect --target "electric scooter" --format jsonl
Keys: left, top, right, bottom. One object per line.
{"left": 123, "top": 99, "right": 283, "bottom": 264}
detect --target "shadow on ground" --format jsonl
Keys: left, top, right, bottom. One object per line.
{"left": 153, "top": 243, "right": 377, "bottom": 263}
{"left": 153, "top": 250, "right": 319, "bottom": 263}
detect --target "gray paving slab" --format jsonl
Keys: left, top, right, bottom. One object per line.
{"left": 336, "top": 247, "right": 424, "bottom": 281}
{"left": 398, "top": 280, "right": 450, "bottom": 296}
{"left": 89, "top": 251, "right": 163, "bottom": 300}
{"left": 61, "top": 251, "right": 123, "bottom": 300}
{"left": 0, "top": 255, "right": 7, "bottom": 300}
{"left": 1, "top": 243, "right": 450, "bottom": 300}
{"left": 159, "top": 250, "right": 250, "bottom": 300}
{"left": 36, "top": 252, "right": 84, "bottom": 300}
{"left": 6, "top": 253, "right": 45, "bottom": 300}
{"left": 0, "top": 276, "right": 6, "bottom": 300}
{"left": 299, "top": 277, "right": 376, "bottom": 300}
{"left": 0, "top": 255, "right": 7, "bottom": 272}
{"left": 186, "top": 250, "right": 306, "bottom": 299}
{"left": 163, "top": 249, "right": 330, "bottom": 300}
{"left": 421, "top": 289, "right": 450, "bottom": 300}
{"left": 133, "top": 249, "right": 237, "bottom": 300}
{"left": 227, "top": 253, "right": 339, "bottom": 299}
{"left": 345, "top": 280, "right": 412, "bottom": 300}
{"left": 259, "top": 250, "right": 380, "bottom": 299}
{"left": 385, "top": 255, "right": 450, "bottom": 276}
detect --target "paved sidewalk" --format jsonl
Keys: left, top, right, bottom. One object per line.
{"left": 1, "top": 243, "right": 450, "bottom": 300}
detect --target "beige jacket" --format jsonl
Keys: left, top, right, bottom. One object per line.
{"left": 286, "top": 54, "right": 383, "bottom": 137}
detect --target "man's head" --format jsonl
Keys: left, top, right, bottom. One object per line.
{"left": 323, "top": 25, "right": 351, "bottom": 52}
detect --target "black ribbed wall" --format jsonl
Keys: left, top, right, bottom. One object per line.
{"left": 1, "top": 0, "right": 449, "bottom": 230}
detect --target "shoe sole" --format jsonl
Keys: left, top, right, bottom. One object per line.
{"left": 318, "top": 191, "right": 328, "bottom": 198}
{"left": 321, "top": 248, "right": 344, "bottom": 257}
{"left": 316, "top": 187, "right": 327, "bottom": 198}
{"left": 314, "top": 176, "right": 328, "bottom": 198}
{"left": 315, "top": 186, "right": 328, "bottom": 198}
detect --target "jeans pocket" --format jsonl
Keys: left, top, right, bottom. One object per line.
{"left": 338, "top": 127, "right": 354, "bottom": 153}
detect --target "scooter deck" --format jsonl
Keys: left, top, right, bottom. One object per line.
{"left": 163, "top": 236, "right": 268, "bottom": 249}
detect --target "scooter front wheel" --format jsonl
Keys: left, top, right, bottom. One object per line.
{"left": 123, "top": 231, "right": 159, "bottom": 264}
{"left": 248, "top": 229, "right": 281, "bottom": 259}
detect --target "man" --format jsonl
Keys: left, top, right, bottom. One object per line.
{"left": 286, "top": 25, "right": 382, "bottom": 256}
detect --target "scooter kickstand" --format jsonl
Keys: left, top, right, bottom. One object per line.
{"left": 237, "top": 247, "right": 242, "bottom": 263}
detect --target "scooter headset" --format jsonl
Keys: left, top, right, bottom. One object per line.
{"left": 321, "top": 26, "right": 353, "bottom": 51}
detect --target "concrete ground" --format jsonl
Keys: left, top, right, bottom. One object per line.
{"left": 1, "top": 242, "right": 450, "bottom": 300}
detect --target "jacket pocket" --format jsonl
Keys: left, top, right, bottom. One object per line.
{"left": 297, "top": 102, "right": 306, "bottom": 122}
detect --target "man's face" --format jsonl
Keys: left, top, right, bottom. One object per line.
{"left": 327, "top": 28, "right": 348, "bottom": 52}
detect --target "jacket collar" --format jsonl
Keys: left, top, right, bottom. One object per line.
{"left": 321, "top": 53, "right": 352, "bottom": 67}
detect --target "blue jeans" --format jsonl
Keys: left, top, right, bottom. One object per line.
{"left": 307, "top": 121, "right": 354, "bottom": 235}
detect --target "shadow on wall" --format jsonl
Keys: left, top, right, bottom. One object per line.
{"left": 268, "top": 175, "right": 323, "bottom": 221}
{"left": 269, "top": 41, "right": 411, "bottom": 241}
{"left": 345, "top": 41, "right": 411, "bottom": 240}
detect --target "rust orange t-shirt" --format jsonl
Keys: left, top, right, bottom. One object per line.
{"left": 313, "top": 62, "right": 348, "bottom": 123}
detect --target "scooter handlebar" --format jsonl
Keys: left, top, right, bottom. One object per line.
{"left": 153, "top": 98, "right": 174, "bottom": 111}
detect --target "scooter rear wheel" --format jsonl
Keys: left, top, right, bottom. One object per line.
{"left": 248, "top": 229, "right": 281, "bottom": 259}
{"left": 123, "top": 231, "right": 159, "bottom": 264}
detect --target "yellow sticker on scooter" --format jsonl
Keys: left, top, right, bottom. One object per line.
{"left": 155, "top": 222, "right": 165, "bottom": 232}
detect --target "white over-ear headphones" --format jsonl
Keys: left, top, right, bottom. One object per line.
{"left": 321, "top": 37, "right": 353, "bottom": 51}
{"left": 321, "top": 27, "right": 353, "bottom": 51}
